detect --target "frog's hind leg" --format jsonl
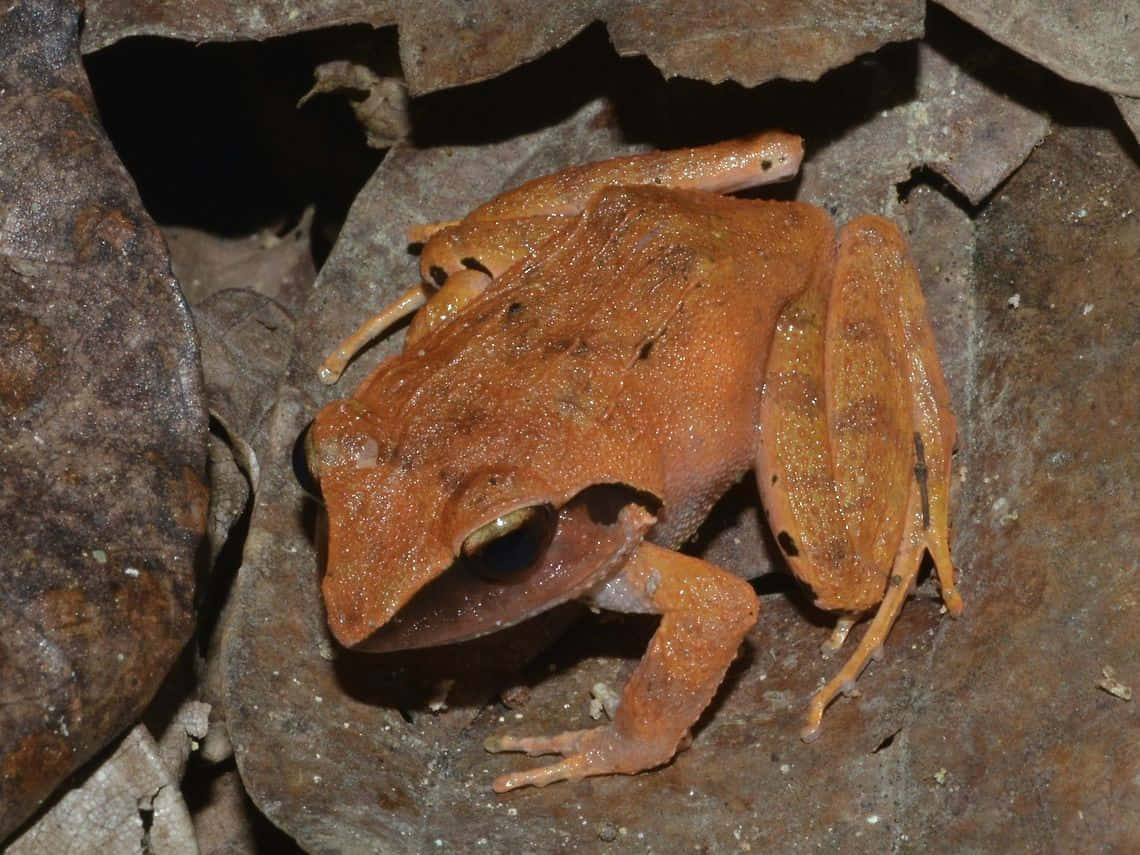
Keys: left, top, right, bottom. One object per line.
{"left": 322, "top": 132, "right": 809, "bottom": 382}
{"left": 801, "top": 217, "right": 962, "bottom": 739}
{"left": 757, "top": 214, "right": 961, "bottom": 740}
{"left": 406, "top": 219, "right": 460, "bottom": 244}
{"left": 407, "top": 131, "right": 809, "bottom": 337}
{"left": 463, "top": 129, "right": 805, "bottom": 226}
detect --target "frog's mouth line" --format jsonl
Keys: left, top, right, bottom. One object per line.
{"left": 355, "top": 485, "right": 658, "bottom": 653}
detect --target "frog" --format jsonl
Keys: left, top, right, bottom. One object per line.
{"left": 305, "top": 131, "right": 963, "bottom": 792}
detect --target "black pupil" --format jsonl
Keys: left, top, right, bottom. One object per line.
{"left": 469, "top": 513, "right": 551, "bottom": 582}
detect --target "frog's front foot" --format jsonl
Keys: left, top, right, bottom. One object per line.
{"left": 485, "top": 726, "right": 681, "bottom": 792}
{"left": 486, "top": 541, "right": 757, "bottom": 792}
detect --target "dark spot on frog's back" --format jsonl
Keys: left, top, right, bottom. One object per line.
{"left": 462, "top": 257, "right": 493, "bottom": 276}
{"left": 506, "top": 301, "right": 524, "bottom": 316}
{"left": 437, "top": 467, "right": 464, "bottom": 490}
{"left": 452, "top": 406, "right": 489, "bottom": 437}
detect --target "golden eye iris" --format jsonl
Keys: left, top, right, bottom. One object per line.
{"left": 461, "top": 505, "right": 555, "bottom": 581}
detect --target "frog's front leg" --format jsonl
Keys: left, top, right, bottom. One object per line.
{"left": 756, "top": 215, "right": 962, "bottom": 741}
{"left": 485, "top": 542, "right": 758, "bottom": 791}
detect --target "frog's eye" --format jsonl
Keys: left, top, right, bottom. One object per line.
{"left": 461, "top": 504, "right": 556, "bottom": 582}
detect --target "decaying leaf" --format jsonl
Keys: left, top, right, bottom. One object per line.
{"left": 300, "top": 62, "right": 411, "bottom": 149}
{"left": 6, "top": 725, "right": 198, "bottom": 855}
{"left": 80, "top": 0, "right": 925, "bottom": 96}
{"left": 800, "top": 26, "right": 1049, "bottom": 214}
{"left": 939, "top": 0, "right": 1139, "bottom": 98}
{"left": 0, "top": 0, "right": 206, "bottom": 837}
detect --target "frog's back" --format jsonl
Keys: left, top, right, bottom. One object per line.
{"left": 355, "top": 186, "right": 835, "bottom": 542}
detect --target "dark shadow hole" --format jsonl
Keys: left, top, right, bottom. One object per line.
{"left": 895, "top": 164, "right": 978, "bottom": 213}
{"left": 873, "top": 728, "right": 902, "bottom": 753}
{"left": 198, "top": 417, "right": 255, "bottom": 653}
{"left": 84, "top": 26, "right": 389, "bottom": 264}
{"left": 291, "top": 420, "right": 322, "bottom": 500}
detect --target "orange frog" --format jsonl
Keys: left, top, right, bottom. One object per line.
{"left": 307, "top": 132, "right": 963, "bottom": 792}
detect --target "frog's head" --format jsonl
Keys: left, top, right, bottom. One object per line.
{"left": 306, "top": 398, "right": 659, "bottom": 652}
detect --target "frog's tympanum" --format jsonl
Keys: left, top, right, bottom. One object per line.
{"left": 307, "top": 133, "right": 963, "bottom": 791}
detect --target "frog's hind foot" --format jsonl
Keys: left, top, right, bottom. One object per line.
{"left": 820, "top": 615, "right": 858, "bottom": 657}
{"left": 800, "top": 568, "right": 912, "bottom": 742}
{"left": 801, "top": 475, "right": 963, "bottom": 742}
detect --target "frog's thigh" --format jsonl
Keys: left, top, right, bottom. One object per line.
{"left": 758, "top": 215, "right": 960, "bottom": 738}
{"left": 834, "top": 216, "right": 959, "bottom": 616}
{"left": 757, "top": 219, "right": 913, "bottom": 614}
{"left": 486, "top": 543, "right": 758, "bottom": 791}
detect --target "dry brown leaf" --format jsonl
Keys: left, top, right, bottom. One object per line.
{"left": 800, "top": 36, "right": 1049, "bottom": 214}
{"left": 81, "top": 0, "right": 924, "bottom": 96}
{"left": 938, "top": 0, "right": 1140, "bottom": 97}
{"left": 217, "top": 93, "right": 979, "bottom": 850}
{"left": 0, "top": 0, "right": 206, "bottom": 837}
{"left": 1116, "top": 95, "right": 1140, "bottom": 142}
{"left": 6, "top": 726, "right": 197, "bottom": 855}
{"left": 300, "top": 63, "right": 410, "bottom": 149}
{"left": 218, "top": 81, "right": 1139, "bottom": 847}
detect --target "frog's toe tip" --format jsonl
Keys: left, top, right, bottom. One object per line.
{"left": 491, "top": 775, "right": 515, "bottom": 793}
{"left": 944, "top": 590, "right": 965, "bottom": 618}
